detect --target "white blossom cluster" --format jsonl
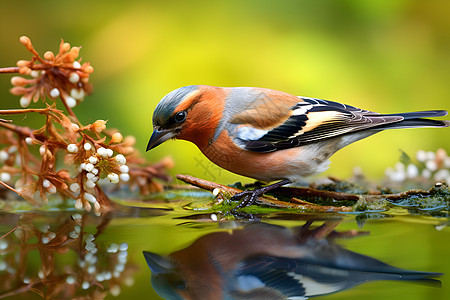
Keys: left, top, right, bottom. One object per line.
{"left": 66, "top": 143, "right": 130, "bottom": 211}
{"left": 385, "top": 149, "right": 450, "bottom": 185}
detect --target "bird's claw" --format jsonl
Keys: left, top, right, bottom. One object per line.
{"left": 232, "top": 189, "right": 260, "bottom": 209}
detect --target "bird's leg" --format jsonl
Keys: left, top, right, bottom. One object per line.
{"left": 232, "top": 179, "right": 292, "bottom": 208}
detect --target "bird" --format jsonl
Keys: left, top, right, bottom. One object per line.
{"left": 146, "top": 85, "right": 449, "bottom": 207}
{"left": 143, "top": 222, "right": 442, "bottom": 300}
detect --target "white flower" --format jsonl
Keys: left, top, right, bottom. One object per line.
{"left": 67, "top": 144, "right": 79, "bottom": 153}
{"left": 434, "top": 169, "right": 450, "bottom": 182}
{"left": 107, "top": 173, "right": 119, "bottom": 183}
{"left": 88, "top": 156, "right": 98, "bottom": 164}
{"left": 425, "top": 160, "right": 437, "bottom": 172}
{"left": 71, "top": 123, "right": 80, "bottom": 131}
{"left": 416, "top": 150, "right": 427, "bottom": 162}
{"left": 119, "top": 173, "right": 130, "bottom": 182}
{"left": 25, "top": 137, "right": 33, "bottom": 145}
{"left": 97, "top": 147, "right": 107, "bottom": 157}
{"left": 107, "top": 243, "right": 119, "bottom": 253}
{"left": 85, "top": 179, "right": 96, "bottom": 189}
{"left": 119, "top": 243, "right": 128, "bottom": 251}
{"left": 42, "top": 179, "right": 51, "bottom": 188}
{"left": 114, "top": 154, "right": 126, "bottom": 165}
{"left": 20, "top": 96, "right": 31, "bottom": 108}
{"left": 75, "top": 199, "right": 83, "bottom": 209}
{"left": 96, "top": 273, "right": 105, "bottom": 282}
{"left": 426, "top": 151, "right": 436, "bottom": 161}
{"left": 39, "top": 145, "right": 46, "bottom": 156}
{"left": 73, "top": 61, "right": 81, "bottom": 69}
{"left": 85, "top": 163, "right": 94, "bottom": 172}
{"left": 105, "top": 148, "right": 114, "bottom": 158}
{"left": 71, "top": 88, "right": 85, "bottom": 100}
{"left": 0, "top": 150, "right": 8, "bottom": 162}
{"left": 50, "top": 88, "right": 60, "bottom": 98}
{"left": 0, "top": 172, "right": 11, "bottom": 182}
{"left": 84, "top": 143, "right": 92, "bottom": 151}
{"left": 406, "top": 164, "right": 419, "bottom": 179}
{"left": 84, "top": 192, "right": 97, "bottom": 203}
{"left": 69, "top": 72, "right": 80, "bottom": 83}
{"left": 66, "top": 276, "right": 76, "bottom": 284}
{"left": 82, "top": 281, "right": 90, "bottom": 290}
{"left": 65, "top": 96, "right": 77, "bottom": 108}
{"left": 119, "top": 165, "right": 129, "bottom": 173}
{"left": 91, "top": 168, "right": 99, "bottom": 175}
{"left": 47, "top": 185, "right": 57, "bottom": 194}
{"left": 422, "top": 169, "right": 432, "bottom": 179}
{"left": 30, "top": 70, "right": 40, "bottom": 78}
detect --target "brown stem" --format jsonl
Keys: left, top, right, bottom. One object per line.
{"left": 0, "top": 122, "right": 33, "bottom": 137}
{"left": 0, "top": 107, "right": 52, "bottom": 115}
{"left": 0, "top": 180, "right": 22, "bottom": 196}
{"left": 0, "top": 67, "right": 20, "bottom": 73}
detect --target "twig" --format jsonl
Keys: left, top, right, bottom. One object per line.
{"left": 0, "top": 67, "right": 20, "bottom": 74}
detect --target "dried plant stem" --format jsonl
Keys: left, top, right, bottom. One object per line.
{"left": 0, "top": 180, "right": 22, "bottom": 195}
{"left": 0, "top": 107, "right": 53, "bottom": 115}
{"left": 0, "top": 121, "right": 33, "bottom": 137}
{"left": 0, "top": 67, "right": 20, "bottom": 74}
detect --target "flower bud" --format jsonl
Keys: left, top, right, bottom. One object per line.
{"left": 92, "top": 120, "right": 107, "bottom": 134}
{"left": 107, "top": 173, "right": 119, "bottom": 184}
{"left": 44, "top": 51, "right": 55, "bottom": 61}
{"left": 111, "top": 132, "right": 123, "bottom": 144}
{"left": 50, "top": 88, "right": 60, "bottom": 98}
{"left": 67, "top": 144, "right": 79, "bottom": 153}
{"left": 10, "top": 76, "right": 28, "bottom": 86}
{"left": 20, "top": 95, "right": 32, "bottom": 108}
{"left": 65, "top": 96, "right": 77, "bottom": 108}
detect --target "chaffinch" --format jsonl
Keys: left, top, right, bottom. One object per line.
{"left": 143, "top": 222, "right": 441, "bottom": 299}
{"left": 146, "top": 85, "right": 449, "bottom": 207}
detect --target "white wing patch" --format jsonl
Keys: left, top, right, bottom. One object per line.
{"left": 292, "top": 104, "right": 313, "bottom": 116}
{"left": 236, "top": 275, "right": 265, "bottom": 291}
{"left": 236, "top": 126, "right": 268, "bottom": 141}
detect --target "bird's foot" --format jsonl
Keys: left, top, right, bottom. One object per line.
{"left": 231, "top": 190, "right": 260, "bottom": 209}
{"left": 231, "top": 179, "right": 292, "bottom": 209}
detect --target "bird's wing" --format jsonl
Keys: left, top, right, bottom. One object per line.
{"left": 231, "top": 97, "right": 404, "bottom": 153}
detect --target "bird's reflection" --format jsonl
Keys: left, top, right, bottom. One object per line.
{"left": 144, "top": 220, "right": 442, "bottom": 300}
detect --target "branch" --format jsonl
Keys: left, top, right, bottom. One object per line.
{"left": 176, "top": 174, "right": 353, "bottom": 212}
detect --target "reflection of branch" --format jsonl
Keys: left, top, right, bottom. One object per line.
{"left": 176, "top": 174, "right": 352, "bottom": 212}
{"left": 0, "top": 225, "right": 18, "bottom": 240}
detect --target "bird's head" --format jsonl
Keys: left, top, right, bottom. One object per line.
{"left": 146, "top": 85, "right": 224, "bottom": 151}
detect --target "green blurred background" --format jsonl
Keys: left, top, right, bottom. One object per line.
{"left": 1, "top": 0, "right": 449, "bottom": 184}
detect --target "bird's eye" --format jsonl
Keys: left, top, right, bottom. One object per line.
{"left": 174, "top": 111, "right": 187, "bottom": 123}
{"left": 174, "top": 280, "right": 187, "bottom": 290}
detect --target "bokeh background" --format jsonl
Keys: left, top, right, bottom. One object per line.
{"left": 1, "top": 0, "right": 449, "bottom": 184}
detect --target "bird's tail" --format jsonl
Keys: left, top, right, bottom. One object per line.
{"left": 374, "top": 110, "right": 449, "bottom": 130}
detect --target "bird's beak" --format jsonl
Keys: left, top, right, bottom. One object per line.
{"left": 143, "top": 251, "right": 172, "bottom": 275}
{"left": 146, "top": 128, "right": 175, "bottom": 151}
